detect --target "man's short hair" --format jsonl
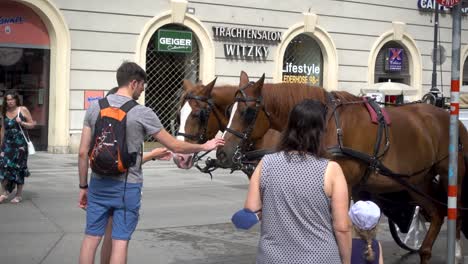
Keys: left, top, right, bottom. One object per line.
{"left": 116, "top": 61, "right": 147, "bottom": 87}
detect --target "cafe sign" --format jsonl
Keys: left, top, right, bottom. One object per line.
{"left": 157, "top": 29, "right": 192, "bottom": 53}
{"left": 417, "top": 0, "right": 468, "bottom": 13}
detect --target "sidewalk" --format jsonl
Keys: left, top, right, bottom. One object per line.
{"left": 0, "top": 152, "right": 467, "bottom": 263}
{"left": 0, "top": 152, "right": 254, "bottom": 264}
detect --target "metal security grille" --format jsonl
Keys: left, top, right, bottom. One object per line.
{"left": 145, "top": 25, "right": 199, "bottom": 142}
{"left": 282, "top": 34, "right": 323, "bottom": 86}
{"left": 375, "top": 41, "right": 410, "bottom": 85}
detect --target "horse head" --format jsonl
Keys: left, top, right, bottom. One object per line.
{"left": 216, "top": 71, "right": 271, "bottom": 168}
{"left": 173, "top": 77, "right": 219, "bottom": 169}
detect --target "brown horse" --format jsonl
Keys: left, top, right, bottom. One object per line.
{"left": 172, "top": 78, "right": 280, "bottom": 172}
{"left": 216, "top": 71, "right": 468, "bottom": 263}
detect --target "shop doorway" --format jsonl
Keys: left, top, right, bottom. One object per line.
{"left": 144, "top": 24, "right": 200, "bottom": 145}
{"left": 0, "top": 2, "right": 50, "bottom": 151}
{"left": 282, "top": 34, "right": 323, "bottom": 86}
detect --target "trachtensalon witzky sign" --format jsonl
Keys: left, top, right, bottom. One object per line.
{"left": 213, "top": 26, "right": 282, "bottom": 59}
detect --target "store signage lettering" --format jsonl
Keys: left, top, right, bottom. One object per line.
{"left": 225, "top": 45, "right": 269, "bottom": 57}
{"left": 282, "top": 75, "right": 320, "bottom": 85}
{"left": 417, "top": 0, "right": 468, "bottom": 13}
{"left": 282, "top": 63, "right": 321, "bottom": 85}
{"left": 436, "top": 0, "right": 460, "bottom": 7}
{"left": 213, "top": 26, "right": 282, "bottom": 59}
{"left": 84, "top": 91, "right": 104, "bottom": 110}
{"left": 213, "top": 26, "right": 282, "bottom": 41}
{"left": 157, "top": 29, "right": 192, "bottom": 53}
{"left": 282, "top": 62, "right": 320, "bottom": 75}
{"left": 387, "top": 48, "right": 404, "bottom": 72}
{"left": 0, "top": 16, "right": 25, "bottom": 25}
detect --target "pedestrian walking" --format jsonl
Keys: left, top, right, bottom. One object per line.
{"left": 236, "top": 99, "right": 351, "bottom": 263}
{"left": 349, "top": 200, "right": 384, "bottom": 264}
{"left": 0, "top": 91, "right": 36, "bottom": 204}
{"left": 78, "top": 61, "right": 223, "bottom": 264}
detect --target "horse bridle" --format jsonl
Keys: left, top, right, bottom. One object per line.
{"left": 224, "top": 81, "right": 272, "bottom": 167}
{"left": 176, "top": 93, "right": 224, "bottom": 144}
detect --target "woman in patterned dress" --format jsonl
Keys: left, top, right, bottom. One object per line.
{"left": 244, "top": 99, "right": 352, "bottom": 264}
{"left": 0, "top": 92, "right": 35, "bottom": 203}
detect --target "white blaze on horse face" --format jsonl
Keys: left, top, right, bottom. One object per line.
{"left": 177, "top": 102, "right": 192, "bottom": 141}
{"left": 223, "top": 102, "right": 238, "bottom": 138}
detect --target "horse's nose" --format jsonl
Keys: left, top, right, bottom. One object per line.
{"left": 216, "top": 149, "right": 230, "bottom": 167}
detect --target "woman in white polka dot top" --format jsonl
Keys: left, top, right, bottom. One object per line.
{"left": 244, "top": 99, "right": 352, "bottom": 264}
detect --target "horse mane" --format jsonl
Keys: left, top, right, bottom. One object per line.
{"left": 331, "top": 91, "right": 362, "bottom": 103}
{"left": 261, "top": 83, "right": 361, "bottom": 117}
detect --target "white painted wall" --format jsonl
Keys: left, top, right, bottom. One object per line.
{"left": 44, "top": 0, "right": 468, "bottom": 150}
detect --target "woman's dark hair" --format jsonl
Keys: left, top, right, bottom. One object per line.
{"left": 2, "top": 91, "right": 21, "bottom": 117}
{"left": 106, "top": 87, "right": 119, "bottom": 96}
{"left": 277, "top": 99, "right": 327, "bottom": 157}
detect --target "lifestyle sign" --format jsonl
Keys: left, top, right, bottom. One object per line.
{"left": 213, "top": 26, "right": 282, "bottom": 59}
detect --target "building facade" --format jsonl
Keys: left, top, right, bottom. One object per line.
{"left": 1, "top": 0, "right": 468, "bottom": 153}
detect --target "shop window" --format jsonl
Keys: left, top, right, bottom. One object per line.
{"left": 282, "top": 34, "right": 323, "bottom": 86}
{"left": 0, "top": 47, "right": 49, "bottom": 150}
{"left": 374, "top": 41, "right": 410, "bottom": 85}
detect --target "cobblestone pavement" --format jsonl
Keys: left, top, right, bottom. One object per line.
{"left": 0, "top": 153, "right": 467, "bottom": 263}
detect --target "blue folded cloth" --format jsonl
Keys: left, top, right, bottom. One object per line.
{"left": 231, "top": 208, "right": 260, "bottom": 230}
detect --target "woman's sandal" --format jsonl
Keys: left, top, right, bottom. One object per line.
{"left": 0, "top": 193, "right": 9, "bottom": 203}
{"left": 10, "top": 196, "right": 22, "bottom": 204}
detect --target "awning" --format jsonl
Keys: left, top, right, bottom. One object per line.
{"left": 0, "top": 1, "right": 50, "bottom": 49}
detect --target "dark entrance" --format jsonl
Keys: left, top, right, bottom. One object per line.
{"left": 144, "top": 24, "right": 200, "bottom": 147}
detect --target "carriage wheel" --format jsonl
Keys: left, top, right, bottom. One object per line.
{"left": 388, "top": 206, "right": 429, "bottom": 252}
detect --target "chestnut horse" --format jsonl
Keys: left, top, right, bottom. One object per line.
{"left": 216, "top": 71, "right": 468, "bottom": 263}
{"left": 173, "top": 78, "right": 280, "bottom": 173}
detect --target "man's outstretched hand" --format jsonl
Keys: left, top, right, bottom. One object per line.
{"left": 148, "top": 147, "right": 173, "bottom": 161}
{"left": 202, "top": 137, "right": 225, "bottom": 151}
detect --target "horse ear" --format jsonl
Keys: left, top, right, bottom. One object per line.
{"left": 203, "top": 77, "right": 217, "bottom": 95}
{"left": 253, "top": 74, "right": 265, "bottom": 95}
{"left": 182, "top": 79, "right": 193, "bottom": 91}
{"left": 239, "top": 71, "right": 249, "bottom": 87}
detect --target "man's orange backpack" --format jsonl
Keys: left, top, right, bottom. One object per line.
{"left": 88, "top": 98, "right": 138, "bottom": 176}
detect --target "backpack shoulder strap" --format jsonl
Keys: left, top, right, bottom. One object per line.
{"left": 120, "top": 100, "right": 138, "bottom": 113}
{"left": 98, "top": 98, "right": 110, "bottom": 109}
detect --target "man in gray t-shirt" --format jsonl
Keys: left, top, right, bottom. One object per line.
{"left": 84, "top": 93, "right": 162, "bottom": 183}
{"left": 78, "top": 62, "right": 224, "bottom": 264}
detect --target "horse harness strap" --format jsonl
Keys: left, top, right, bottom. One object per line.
{"left": 224, "top": 82, "right": 272, "bottom": 168}
{"left": 176, "top": 93, "right": 224, "bottom": 144}
{"left": 325, "top": 93, "right": 461, "bottom": 208}
{"left": 326, "top": 92, "right": 390, "bottom": 184}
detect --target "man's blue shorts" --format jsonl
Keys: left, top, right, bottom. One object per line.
{"left": 85, "top": 177, "right": 142, "bottom": 241}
